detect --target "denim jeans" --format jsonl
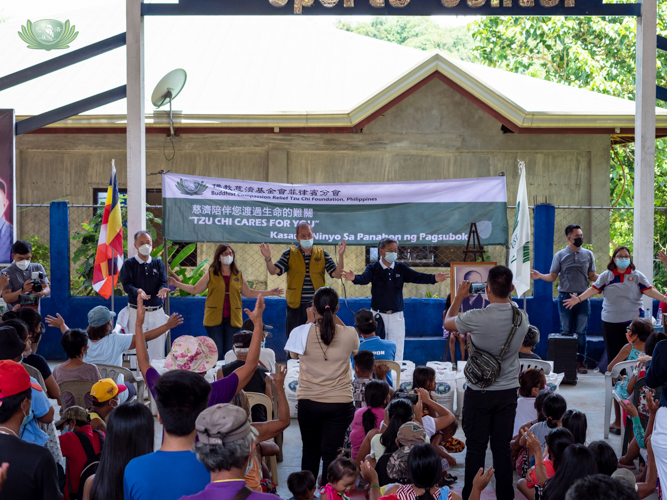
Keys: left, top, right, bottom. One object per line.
{"left": 558, "top": 292, "right": 591, "bottom": 363}
{"left": 204, "top": 317, "right": 240, "bottom": 360}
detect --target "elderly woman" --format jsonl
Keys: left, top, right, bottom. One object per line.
{"left": 519, "top": 326, "right": 541, "bottom": 360}
{"left": 185, "top": 404, "right": 277, "bottom": 500}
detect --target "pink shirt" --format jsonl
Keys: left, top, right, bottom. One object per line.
{"left": 350, "top": 406, "right": 385, "bottom": 461}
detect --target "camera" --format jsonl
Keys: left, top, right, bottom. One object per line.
{"left": 31, "top": 271, "right": 45, "bottom": 293}
{"left": 395, "top": 391, "right": 419, "bottom": 404}
{"left": 469, "top": 282, "right": 487, "bottom": 294}
{"left": 18, "top": 293, "right": 39, "bottom": 307}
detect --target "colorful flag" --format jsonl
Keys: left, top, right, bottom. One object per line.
{"left": 509, "top": 160, "right": 531, "bottom": 297}
{"left": 92, "top": 161, "right": 124, "bottom": 299}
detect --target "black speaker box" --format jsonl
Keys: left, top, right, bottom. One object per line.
{"left": 547, "top": 334, "right": 578, "bottom": 385}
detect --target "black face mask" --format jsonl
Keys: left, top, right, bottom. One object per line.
{"left": 573, "top": 237, "right": 583, "bottom": 248}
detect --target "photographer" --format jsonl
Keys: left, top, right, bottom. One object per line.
{"left": 1, "top": 240, "right": 49, "bottom": 310}
{"left": 443, "top": 265, "right": 529, "bottom": 500}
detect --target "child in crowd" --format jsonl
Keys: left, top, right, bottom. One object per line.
{"left": 524, "top": 392, "right": 567, "bottom": 450}
{"left": 588, "top": 440, "right": 618, "bottom": 476}
{"left": 349, "top": 381, "right": 390, "bottom": 461}
{"left": 562, "top": 409, "right": 587, "bottom": 445}
{"left": 352, "top": 350, "right": 376, "bottom": 410}
{"left": 442, "top": 294, "right": 466, "bottom": 364}
{"left": 319, "top": 452, "right": 359, "bottom": 500}
{"left": 412, "top": 366, "right": 437, "bottom": 417}
{"left": 287, "top": 470, "right": 318, "bottom": 500}
{"left": 512, "top": 389, "right": 549, "bottom": 472}
{"left": 514, "top": 369, "right": 547, "bottom": 437}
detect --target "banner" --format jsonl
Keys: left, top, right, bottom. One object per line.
{"left": 0, "top": 110, "right": 15, "bottom": 264}
{"left": 162, "top": 173, "right": 508, "bottom": 246}
{"left": 508, "top": 161, "right": 531, "bottom": 297}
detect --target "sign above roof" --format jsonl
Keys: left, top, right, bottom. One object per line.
{"left": 142, "top": 0, "right": 640, "bottom": 16}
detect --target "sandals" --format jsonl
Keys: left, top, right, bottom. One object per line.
{"left": 609, "top": 427, "right": 621, "bottom": 435}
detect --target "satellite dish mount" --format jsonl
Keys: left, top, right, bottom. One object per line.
{"left": 151, "top": 69, "right": 187, "bottom": 138}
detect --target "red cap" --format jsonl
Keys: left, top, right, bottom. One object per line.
{"left": 0, "top": 360, "right": 42, "bottom": 405}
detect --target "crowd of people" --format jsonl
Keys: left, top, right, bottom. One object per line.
{"left": 0, "top": 222, "right": 666, "bottom": 500}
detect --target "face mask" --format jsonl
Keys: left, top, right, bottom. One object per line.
{"left": 616, "top": 258, "right": 631, "bottom": 270}
{"left": 384, "top": 252, "right": 398, "bottom": 263}
{"left": 220, "top": 255, "right": 234, "bottom": 266}
{"left": 15, "top": 260, "right": 30, "bottom": 271}
{"left": 300, "top": 238, "right": 314, "bottom": 250}
{"left": 138, "top": 244, "right": 152, "bottom": 257}
{"left": 21, "top": 403, "right": 31, "bottom": 427}
{"left": 573, "top": 237, "right": 583, "bottom": 248}
{"left": 61, "top": 424, "right": 73, "bottom": 435}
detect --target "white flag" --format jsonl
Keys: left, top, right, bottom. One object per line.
{"left": 509, "top": 161, "right": 531, "bottom": 297}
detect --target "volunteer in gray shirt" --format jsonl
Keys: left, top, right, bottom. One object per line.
{"left": 531, "top": 224, "right": 598, "bottom": 374}
{"left": 444, "top": 265, "right": 529, "bottom": 500}
{"left": 1, "top": 240, "right": 49, "bottom": 310}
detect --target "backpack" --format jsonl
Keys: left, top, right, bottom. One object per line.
{"left": 69, "top": 430, "right": 105, "bottom": 500}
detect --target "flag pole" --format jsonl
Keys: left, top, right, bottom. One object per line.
{"left": 111, "top": 247, "right": 115, "bottom": 313}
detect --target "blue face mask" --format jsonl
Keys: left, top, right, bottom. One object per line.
{"left": 60, "top": 424, "right": 73, "bottom": 435}
{"left": 616, "top": 258, "right": 631, "bottom": 270}
{"left": 384, "top": 252, "right": 398, "bottom": 263}
{"left": 300, "top": 238, "right": 314, "bottom": 250}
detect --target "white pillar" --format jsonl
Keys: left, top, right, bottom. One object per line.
{"left": 634, "top": 0, "right": 657, "bottom": 307}
{"left": 126, "top": 0, "right": 146, "bottom": 258}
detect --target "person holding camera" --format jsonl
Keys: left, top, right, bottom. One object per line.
{"left": 443, "top": 265, "right": 529, "bottom": 500}
{"left": 1, "top": 240, "right": 49, "bottom": 310}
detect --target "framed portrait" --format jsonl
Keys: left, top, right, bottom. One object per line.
{"left": 450, "top": 262, "right": 497, "bottom": 315}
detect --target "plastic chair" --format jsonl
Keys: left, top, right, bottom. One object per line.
{"left": 519, "top": 360, "right": 554, "bottom": 375}
{"left": 95, "top": 363, "right": 146, "bottom": 404}
{"left": 246, "top": 392, "right": 279, "bottom": 485}
{"left": 604, "top": 359, "right": 637, "bottom": 439}
{"left": 59, "top": 380, "right": 95, "bottom": 410}
{"left": 374, "top": 360, "right": 401, "bottom": 388}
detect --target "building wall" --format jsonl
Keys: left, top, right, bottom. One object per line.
{"left": 15, "top": 79, "right": 611, "bottom": 299}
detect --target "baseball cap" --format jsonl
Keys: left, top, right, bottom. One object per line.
{"left": 611, "top": 468, "right": 637, "bottom": 491}
{"left": 90, "top": 378, "right": 127, "bottom": 403}
{"left": 233, "top": 331, "right": 253, "bottom": 349}
{"left": 55, "top": 405, "right": 90, "bottom": 429}
{"left": 354, "top": 309, "right": 376, "bottom": 329}
{"left": 397, "top": 422, "right": 428, "bottom": 446}
{"left": 196, "top": 403, "right": 258, "bottom": 445}
{"left": 0, "top": 360, "right": 42, "bottom": 404}
{"left": 242, "top": 319, "right": 273, "bottom": 339}
{"left": 165, "top": 336, "right": 217, "bottom": 373}
{"left": 87, "top": 306, "right": 116, "bottom": 328}
{"left": 0, "top": 326, "right": 24, "bottom": 361}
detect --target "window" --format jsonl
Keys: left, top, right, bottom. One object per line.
{"left": 365, "top": 245, "right": 470, "bottom": 267}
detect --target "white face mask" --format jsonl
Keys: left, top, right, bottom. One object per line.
{"left": 300, "top": 238, "right": 314, "bottom": 249}
{"left": 138, "top": 244, "right": 152, "bottom": 257}
{"left": 221, "top": 255, "right": 234, "bottom": 266}
{"left": 384, "top": 252, "right": 398, "bottom": 263}
{"left": 15, "top": 260, "right": 30, "bottom": 271}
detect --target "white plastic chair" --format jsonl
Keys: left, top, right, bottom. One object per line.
{"left": 374, "top": 360, "right": 401, "bottom": 389}
{"left": 519, "top": 360, "right": 554, "bottom": 375}
{"left": 604, "top": 359, "right": 637, "bottom": 439}
{"left": 246, "top": 392, "right": 279, "bottom": 485}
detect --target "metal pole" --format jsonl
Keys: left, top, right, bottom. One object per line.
{"left": 111, "top": 247, "right": 115, "bottom": 313}
{"left": 634, "top": 0, "right": 657, "bottom": 309}
{"left": 163, "top": 239, "right": 171, "bottom": 354}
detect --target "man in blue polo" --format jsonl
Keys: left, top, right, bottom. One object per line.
{"left": 354, "top": 309, "right": 397, "bottom": 387}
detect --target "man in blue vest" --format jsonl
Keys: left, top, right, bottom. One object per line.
{"left": 343, "top": 238, "right": 448, "bottom": 361}
{"left": 354, "top": 309, "right": 397, "bottom": 387}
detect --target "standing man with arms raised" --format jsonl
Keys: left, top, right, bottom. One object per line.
{"left": 530, "top": 224, "right": 598, "bottom": 374}
{"left": 119, "top": 230, "right": 171, "bottom": 360}
{"left": 260, "top": 221, "right": 346, "bottom": 338}
{"left": 343, "top": 238, "right": 448, "bottom": 362}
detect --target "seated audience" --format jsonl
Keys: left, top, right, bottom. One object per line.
{"left": 352, "top": 350, "right": 376, "bottom": 410}
{"left": 221, "top": 330, "right": 272, "bottom": 422}
{"left": 233, "top": 318, "right": 276, "bottom": 372}
{"left": 562, "top": 409, "right": 587, "bottom": 445}
{"left": 53, "top": 329, "right": 102, "bottom": 413}
{"left": 512, "top": 388, "right": 550, "bottom": 472}
{"left": 355, "top": 309, "right": 397, "bottom": 386}
{"left": 287, "top": 470, "right": 317, "bottom": 500}
{"left": 349, "top": 380, "right": 390, "bottom": 461}
{"left": 182, "top": 404, "right": 277, "bottom": 499}
{"left": 442, "top": 294, "right": 466, "bottom": 364}
{"left": 0, "top": 360, "right": 62, "bottom": 500}
{"left": 513, "top": 369, "right": 547, "bottom": 437}
{"left": 519, "top": 325, "right": 542, "bottom": 360}
{"left": 318, "top": 452, "right": 358, "bottom": 500}
{"left": 522, "top": 392, "right": 567, "bottom": 451}
{"left": 542, "top": 444, "right": 598, "bottom": 500}
{"left": 56, "top": 406, "right": 104, "bottom": 500}
{"left": 123, "top": 370, "right": 212, "bottom": 500}
{"left": 587, "top": 441, "right": 618, "bottom": 476}
{"left": 88, "top": 379, "right": 127, "bottom": 433}
{"left": 382, "top": 422, "right": 430, "bottom": 486}
{"left": 565, "top": 474, "right": 639, "bottom": 500}
{"left": 83, "top": 402, "right": 153, "bottom": 500}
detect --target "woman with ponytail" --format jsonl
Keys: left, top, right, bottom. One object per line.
{"left": 285, "top": 286, "right": 360, "bottom": 483}
{"left": 349, "top": 380, "right": 390, "bottom": 461}
{"left": 520, "top": 393, "right": 567, "bottom": 452}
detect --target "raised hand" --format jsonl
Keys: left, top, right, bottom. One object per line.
{"left": 472, "top": 466, "right": 494, "bottom": 492}
{"left": 306, "top": 305, "right": 316, "bottom": 324}
{"left": 342, "top": 270, "right": 356, "bottom": 281}
{"left": 415, "top": 387, "right": 431, "bottom": 403}
{"left": 338, "top": 239, "right": 347, "bottom": 257}
{"left": 659, "top": 250, "right": 667, "bottom": 267}
{"left": 273, "top": 364, "right": 287, "bottom": 388}
{"left": 646, "top": 389, "right": 660, "bottom": 415}
{"left": 259, "top": 243, "right": 272, "bottom": 260}
{"left": 0, "top": 274, "right": 8, "bottom": 290}
{"left": 165, "top": 313, "right": 183, "bottom": 330}
{"left": 457, "top": 280, "right": 472, "bottom": 300}
{"left": 435, "top": 272, "right": 450, "bottom": 282}
{"left": 244, "top": 294, "right": 265, "bottom": 325}
{"left": 269, "top": 287, "right": 284, "bottom": 297}
{"left": 45, "top": 313, "right": 66, "bottom": 331}
{"left": 136, "top": 295, "right": 146, "bottom": 325}
{"left": 520, "top": 429, "right": 541, "bottom": 456}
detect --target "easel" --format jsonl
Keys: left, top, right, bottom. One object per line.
{"left": 462, "top": 223, "right": 485, "bottom": 262}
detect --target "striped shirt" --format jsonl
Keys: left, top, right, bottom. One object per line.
{"left": 274, "top": 247, "right": 337, "bottom": 303}
{"left": 592, "top": 268, "right": 652, "bottom": 323}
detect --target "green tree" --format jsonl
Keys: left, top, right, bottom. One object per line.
{"left": 337, "top": 17, "right": 474, "bottom": 60}
{"left": 469, "top": 14, "right": 667, "bottom": 287}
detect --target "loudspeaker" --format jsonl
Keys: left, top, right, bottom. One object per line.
{"left": 547, "top": 334, "right": 578, "bottom": 385}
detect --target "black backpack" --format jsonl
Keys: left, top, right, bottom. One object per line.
{"left": 69, "top": 430, "right": 105, "bottom": 500}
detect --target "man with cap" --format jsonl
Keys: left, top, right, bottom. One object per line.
{"left": 88, "top": 378, "right": 127, "bottom": 433}
{"left": 56, "top": 406, "right": 104, "bottom": 500}
{"left": 354, "top": 309, "right": 397, "bottom": 387}
{"left": 183, "top": 404, "right": 276, "bottom": 500}
{"left": 0, "top": 360, "right": 62, "bottom": 500}
{"left": 0, "top": 325, "right": 54, "bottom": 446}
{"left": 221, "top": 330, "right": 271, "bottom": 422}
{"left": 384, "top": 422, "right": 429, "bottom": 484}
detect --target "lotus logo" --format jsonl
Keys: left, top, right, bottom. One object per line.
{"left": 547, "top": 383, "right": 557, "bottom": 392}
{"left": 288, "top": 380, "right": 299, "bottom": 391}
{"left": 176, "top": 178, "right": 208, "bottom": 196}
{"left": 435, "top": 382, "right": 451, "bottom": 394}
{"left": 19, "top": 19, "right": 79, "bottom": 51}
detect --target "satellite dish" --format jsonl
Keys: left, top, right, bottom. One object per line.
{"left": 151, "top": 69, "right": 187, "bottom": 137}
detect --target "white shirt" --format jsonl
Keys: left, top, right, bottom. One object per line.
{"left": 513, "top": 397, "right": 537, "bottom": 436}
{"left": 379, "top": 258, "right": 395, "bottom": 270}
{"left": 135, "top": 255, "right": 152, "bottom": 265}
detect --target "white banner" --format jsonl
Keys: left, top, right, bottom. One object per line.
{"left": 509, "top": 161, "right": 531, "bottom": 297}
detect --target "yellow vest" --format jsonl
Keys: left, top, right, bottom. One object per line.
{"left": 285, "top": 246, "right": 326, "bottom": 309}
{"left": 203, "top": 269, "right": 243, "bottom": 328}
